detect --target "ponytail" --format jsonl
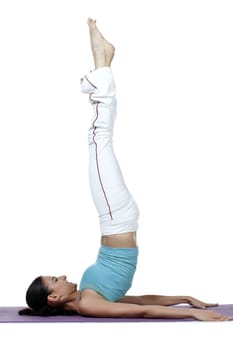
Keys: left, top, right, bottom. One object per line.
{"left": 18, "top": 305, "right": 78, "bottom": 317}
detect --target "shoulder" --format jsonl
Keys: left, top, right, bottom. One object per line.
{"left": 79, "top": 289, "right": 103, "bottom": 303}
{"left": 78, "top": 289, "right": 106, "bottom": 315}
{"left": 78, "top": 289, "right": 144, "bottom": 318}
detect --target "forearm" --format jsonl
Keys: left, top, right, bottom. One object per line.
{"left": 143, "top": 305, "right": 193, "bottom": 319}
{"left": 139, "top": 295, "right": 190, "bottom": 306}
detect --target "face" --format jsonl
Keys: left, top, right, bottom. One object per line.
{"left": 42, "top": 275, "right": 78, "bottom": 305}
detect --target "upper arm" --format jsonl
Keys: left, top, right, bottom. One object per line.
{"left": 79, "top": 291, "right": 145, "bottom": 318}
{"left": 117, "top": 295, "right": 144, "bottom": 305}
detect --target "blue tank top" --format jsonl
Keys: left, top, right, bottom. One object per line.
{"left": 79, "top": 245, "right": 138, "bottom": 301}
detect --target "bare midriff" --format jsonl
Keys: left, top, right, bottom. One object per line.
{"left": 101, "top": 231, "right": 137, "bottom": 248}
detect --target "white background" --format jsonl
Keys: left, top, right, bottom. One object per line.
{"left": 0, "top": 0, "right": 233, "bottom": 348}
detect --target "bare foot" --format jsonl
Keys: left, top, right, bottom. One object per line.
{"left": 87, "top": 18, "right": 115, "bottom": 68}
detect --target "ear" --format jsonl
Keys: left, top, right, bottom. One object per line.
{"left": 47, "top": 294, "right": 61, "bottom": 307}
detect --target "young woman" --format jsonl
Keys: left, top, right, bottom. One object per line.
{"left": 19, "top": 18, "right": 231, "bottom": 321}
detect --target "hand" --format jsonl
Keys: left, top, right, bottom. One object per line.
{"left": 191, "top": 309, "right": 232, "bottom": 321}
{"left": 187, "top": 296, "right": 218, "bottom": 309}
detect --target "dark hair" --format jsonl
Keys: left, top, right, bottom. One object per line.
{"left": 19, "top": 276, "right": 78, "bottom": 317}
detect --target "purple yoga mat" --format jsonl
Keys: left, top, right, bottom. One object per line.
{"left": 0, "top": 305, "right": 233, "bottom": 323}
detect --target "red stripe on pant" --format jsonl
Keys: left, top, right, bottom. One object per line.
{"left": 92, "top": 102, "right": 113, "bottom": 220}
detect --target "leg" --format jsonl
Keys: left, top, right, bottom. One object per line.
{"left": 81, "top": 19, "right": 139, "bottom": 235}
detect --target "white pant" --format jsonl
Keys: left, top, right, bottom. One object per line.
{"left": 81, "top": 67, "right": 139, "bottom": 235}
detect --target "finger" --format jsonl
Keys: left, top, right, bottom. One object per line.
{"left": 222, "top": 316, "right": 232, "bottom": 321}
{"left": 191, "top": 301, "right": 206, "bottom": 308}
{"left": 215, "top": 313, "right": 231, "bottom": 321}
{"left": 205, "top": 303, "right": 219, "bottom": 307}
{"left": 196, "top": 301, "right": 218, "bottom": 308}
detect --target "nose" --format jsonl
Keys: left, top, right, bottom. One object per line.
{"left": 59, "top": 275, "right": 67, "bottom": 281}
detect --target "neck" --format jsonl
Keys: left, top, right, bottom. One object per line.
{"left": 63, "top": 290, "right": 80, "bottom": 313}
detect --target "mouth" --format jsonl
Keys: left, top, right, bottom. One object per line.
{"left": 68, "top": 281, "right": 77, "bottom": 289}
